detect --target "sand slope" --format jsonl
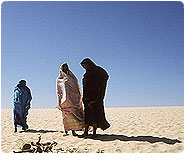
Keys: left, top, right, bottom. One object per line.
{"left": 1, "top": 106, "right": 184, "bottom": 153}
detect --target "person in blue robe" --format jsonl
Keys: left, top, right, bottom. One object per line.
{"left": 13, "top": 80, "right": 32, "bottom": 132}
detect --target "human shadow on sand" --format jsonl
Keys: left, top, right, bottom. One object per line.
{"left": 79, "top": 134, "right": 181, "bottom": 145}
{"left": 19, "top": 129, "right": 58, "bottom": 133}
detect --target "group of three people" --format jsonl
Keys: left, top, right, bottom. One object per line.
{"left": 13, "top": 58, "right": 110, "bottom": 137}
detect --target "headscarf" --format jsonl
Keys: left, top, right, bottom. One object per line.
{"left": 17, "top": 80, "right": 27, "bottom": 88}
{"left": 80, "top": 58, "right": 96, "bottom": 70}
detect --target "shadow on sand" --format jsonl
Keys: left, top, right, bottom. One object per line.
{"left": 79, "top": 134, "right": 182, "bottom": 145}
{"left": 19, "top": 129, "right": 59, "bottom": 133}
{"left": 19, "top": 130, "right": 182, "bottom": 145}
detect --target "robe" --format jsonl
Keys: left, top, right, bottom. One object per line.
{"left": 13, "top": 81, "right": 32, "bottom": 129}
{"left": 83, "top": 65, "right": 110, "bottom": 130}
{"left": 56, "top": 68, "right": 84, "bottom": 131}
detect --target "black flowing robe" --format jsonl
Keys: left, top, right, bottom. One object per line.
{"left": 83, "top": 65, "right": 110, "bottom": 130}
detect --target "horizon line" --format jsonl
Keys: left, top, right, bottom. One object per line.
{"left": 1, "top": 105, "right": 184, "bottom": 109}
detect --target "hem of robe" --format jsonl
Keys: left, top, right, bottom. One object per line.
{"left": 63, "top": 125, "right": 83, "bottom": 131}
{"left": 85, "top": 122, "right": 110, "bottom": 131}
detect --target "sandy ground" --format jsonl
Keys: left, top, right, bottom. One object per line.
{"left": 1, "top": 106, "right": 183, "bottom": 153}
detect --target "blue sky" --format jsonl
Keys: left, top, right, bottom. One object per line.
{"left": 1, "top": 1, "right": 184, "bottom": 108}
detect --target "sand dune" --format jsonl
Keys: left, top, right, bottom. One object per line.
{"left": 1, "top": 106, "right": 184, "bottom": 153}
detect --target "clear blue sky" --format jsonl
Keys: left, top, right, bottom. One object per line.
{"left": 1, "top": 1, "right": 184, "bottom": 109}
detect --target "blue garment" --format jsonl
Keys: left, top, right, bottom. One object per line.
{"left": 13, "top": 80, "right": 32, "bottom": 128}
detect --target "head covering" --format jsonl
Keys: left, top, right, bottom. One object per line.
{"left": 17, "top": 80, "right": 27, "bottom": 88}
{"left": 61, "top": 62, "right": 67, "bottom": 66}
{"left": 80, "top": 58, "right": 96, "bottom": 70}
{"left": 60, "top": 62, "right": 69, "bottom": 71}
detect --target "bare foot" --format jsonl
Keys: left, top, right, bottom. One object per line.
{"left": 14, "top": 125, "right": 17, "bottom": 133}
{"left": 72, "top": 130, "right": 78, "bottom": 136}
{"left": 65, "top": 131, "right": 68, "bottom": 134}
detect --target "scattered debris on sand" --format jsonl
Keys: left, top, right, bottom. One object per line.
{"left": 13, "top": 136, "right": 57, "bottom": 153}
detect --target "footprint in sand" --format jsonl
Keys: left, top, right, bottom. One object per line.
{"left": 152, "top": 144, "right": 160, "bottom": 148}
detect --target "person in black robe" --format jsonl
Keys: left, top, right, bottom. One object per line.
{"left": 80, "top": 58, "right": 110, "bottom": 137}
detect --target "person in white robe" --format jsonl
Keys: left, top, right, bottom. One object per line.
{"left": 56, "top": 63, "right": 84, "bottom": 136}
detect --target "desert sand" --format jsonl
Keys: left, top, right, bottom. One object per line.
{"left": 1, "top": 106, "right": 183, "bottom": 153}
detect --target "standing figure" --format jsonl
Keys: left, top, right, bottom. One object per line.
{"left": 56, "top": 63, "right": 84, "bottom": 136}
{"left": 80, "top": 58, "right": 110, "bottom": 137}
{"left": 13, "top": 80, "right": 32, "bottom": 132}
